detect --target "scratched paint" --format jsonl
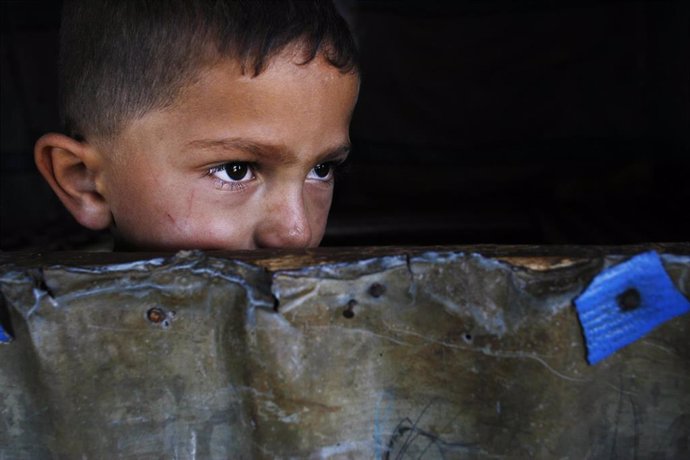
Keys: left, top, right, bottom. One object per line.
{"left": 1, "top": 249, "right": 689, "bottom": 458}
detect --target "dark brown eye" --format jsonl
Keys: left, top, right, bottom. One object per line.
{"left": 223, "top": 162, "right": 250, "bottom": 181}
{"left": 312, "top": 163, "right": 332, "bottom": 179}
{"left": 209, "top": 161, "right": 255, "bottom": 187}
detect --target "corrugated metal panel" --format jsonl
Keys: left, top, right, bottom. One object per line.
{"left": 1, "top": 247, "right": 689, "bottom": 458}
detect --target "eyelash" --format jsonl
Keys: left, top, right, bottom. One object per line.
{"left": 206, "top": 162, "right": 255, "bottom": 191}
{"left": 307, "top": 161, "right": 343, "bottom": 183}
{"left": 206, "top": 160, "right": 346, "bottom": 190}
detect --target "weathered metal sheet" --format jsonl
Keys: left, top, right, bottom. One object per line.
{"left": 1, "top": 248, "right": 689, "bottom": 459}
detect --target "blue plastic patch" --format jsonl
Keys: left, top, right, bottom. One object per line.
{"left": 0, "top": 324, "right": 11, "bottom": 344}
{"left": 575, "top": 251, "right": 690, "bottom": 365}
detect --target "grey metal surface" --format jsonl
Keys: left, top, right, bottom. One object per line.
{"left": 1, "top": 249, "right": 689, "bottom": 459}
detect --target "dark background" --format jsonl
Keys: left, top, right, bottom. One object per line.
{"left": 1, "top": 0, "right": 689, "bottom": 250}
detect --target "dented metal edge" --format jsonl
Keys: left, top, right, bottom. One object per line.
{"left": 268, "top": 251, "right": 690, "bottom": 333}
{"left": 2, "top": 249, "right": 689, "bottom": 322}
{"left": 0, "top": 250, "right": 275, "bottom": 323}
{"left": 271, "top": 254, "right": 410, "bottom": 280}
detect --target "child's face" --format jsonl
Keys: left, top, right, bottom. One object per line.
{"left": 96, "top": 50, "right": 359, "bottom": 250}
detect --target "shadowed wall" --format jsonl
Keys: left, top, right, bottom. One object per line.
{"left": 2, "top": 0, "right": 689, "bottom": 249}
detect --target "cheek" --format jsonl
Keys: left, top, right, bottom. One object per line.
{"left": 305, "top": 185, "right": 334, "bottom": 238}
{"left": 105, "top": 178, "right": 156, "bottom": 231}
{"left": 153, "top": 190, "right": 256, "bottom": 247}
{"left": 105, "top": 176, "right": 240, "bottom": 248}
{"left": 114, "top": 196, "right": 256, "bottom": 250}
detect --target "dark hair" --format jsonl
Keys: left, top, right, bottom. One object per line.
{"left": 60, "top": 0, "right": 358, "bottom": 140}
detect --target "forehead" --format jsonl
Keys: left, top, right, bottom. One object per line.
{"left": 112, "top": 49, "right": 359, "bottom": 160}
{"left": 181, "top": 52, "right": 358, "bottom": 119}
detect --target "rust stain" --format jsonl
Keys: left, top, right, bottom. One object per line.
{"left": 497, "top": 256, "right": 582, "bottom": 271}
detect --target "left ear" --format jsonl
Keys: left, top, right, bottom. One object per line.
{"left": 34, "top": 133, "right": 112, "bottom": 230}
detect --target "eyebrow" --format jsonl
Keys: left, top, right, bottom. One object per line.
{"left": 186, "top": 137, "right": 351, "bottom": 164}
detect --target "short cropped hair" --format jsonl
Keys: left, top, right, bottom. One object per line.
{"left": 60, "top": 0, "right": 358, "bottom": 140}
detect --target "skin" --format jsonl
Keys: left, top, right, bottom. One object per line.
{"left": 90, "top": 50, "right": 359, "bottom": 250}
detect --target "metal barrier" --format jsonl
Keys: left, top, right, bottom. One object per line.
{"left": 1, "top": 245, "right": 689, "bottom": 459}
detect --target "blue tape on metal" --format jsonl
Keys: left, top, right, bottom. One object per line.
{"left": 575, "top": 251, "right": 690, "bottom": 365}
{"left": 0, "top": 324, "right": 11, "bottom": 344}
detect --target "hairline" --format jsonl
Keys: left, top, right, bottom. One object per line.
{"left": 88, "top": 44, "right": 360, "bottom": 149}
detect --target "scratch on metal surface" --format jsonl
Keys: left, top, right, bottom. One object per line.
{"left": 85, "top": 324, "right": 157, "bottom": 334}
{"left": 661, "top": 254, "right": 690, "bottom": 296}
{"left": 299, "top": 324, "right": 412, "bottom": 347}
{"left": 426, "top": 289, "right": 507, "bottom": 337}
{"left": 258, "top": 399, "right": 302, "bottom": 424}
{"left": 60, "top": 258, "right": 166, "bottom": 273}
{"left": 276, "top": 255, "right": 408, "bottom": 280}
{"left": 308, "top": 440, "right": 373, "bottom": 458}
{"left": 273, "top": 285, "right": 319, "bottom": 314}
{"left": 476, "top": 347, "right": 589, "bottom": 383}
{"left": 604, "top": 383, "right": 638, "bottom": 397}
{"left": 640, "top": 340, "right": 676, "bottom": 356}
{"left": 374, "top": 390, "right": 395, "bottom": 460}
{"left": 388, "top": 326, "right": 589, "bottom": 383}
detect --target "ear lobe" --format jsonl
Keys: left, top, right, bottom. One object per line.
{"left": 34, "top": 133, "right": 112, "bottom": 230}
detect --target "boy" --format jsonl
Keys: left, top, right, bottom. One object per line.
{"left": 34, "top": 0, "right": 359, "bottom": 250}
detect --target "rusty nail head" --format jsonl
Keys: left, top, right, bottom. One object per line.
{"left": 368, "top": 283, "right": 386, "bottom": 298}
{"left": 146, "top": 307, "right": 165, "bottom": 323}
{"left": 343, "top": 299, "right": 357, "bottom": 319}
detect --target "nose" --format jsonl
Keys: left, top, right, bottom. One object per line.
{"left": 253, "top": 188, "right": 312, "bottom": 249}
